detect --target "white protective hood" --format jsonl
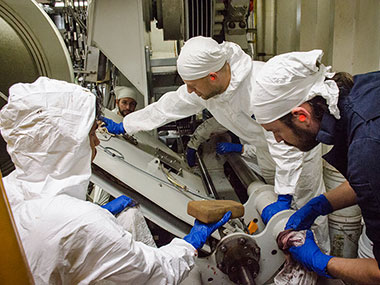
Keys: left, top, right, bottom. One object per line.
{"left": 0, "top": 77, "right": 95, "bottom": 203}
{"left": 251, "top": 50, "right": 339, "bottom": 124}
{"left": 205, "top": 41, "right": 253, "bottom": 104}
{"left": 177, "top": 36, "right": 228, "bottom": 80}
{"left": 114, "top": 85, "right": 138, "bottom": 101}
{"left": 0, "top": 77, "right": 196, "bottom": 285}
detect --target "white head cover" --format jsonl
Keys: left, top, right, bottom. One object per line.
{"left": 114, "top": 86, "right": 138, "bottom": 102}
{"left": 251, "top": 50, "right": 340, "bottom": 124}
{"left": 177, "top": 36, "right": 227, "bottom": 80}
{"left": 0, "top": 77, "right": 95, "bottom": 200}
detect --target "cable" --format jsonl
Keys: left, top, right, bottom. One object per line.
{"left": 159, "top": 163, "right": 210, "bottom": 200}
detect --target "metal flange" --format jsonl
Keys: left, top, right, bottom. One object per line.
{"left": 215, "top": 233, "right": 260, "bottom": 284}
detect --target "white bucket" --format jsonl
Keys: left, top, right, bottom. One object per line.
{"left": 358, "top": 225, "right": 374, "bottom": 258}
{"left": 329, "top": 213, "right": 362, "bottom": 258}
{"left": 323, "top": 166, "right": 361, "bottom": 217}
{"left": 322, "top": 145, "right": 363, "bottom": 257}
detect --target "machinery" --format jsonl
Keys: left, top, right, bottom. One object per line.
{"left": 86, "top": 1, "right": 288, "bottom": 284}
{"left": 0, "top": 0, "right": 73, "bottom": 99}
{"left": 86, "top": 0, "right": 255, "bottom": 104}
{"left": 2, "top": 0, "right": 379, "bottom": 283}
{"left": 92, "top": 109, "right": 291, "bottom": 285}
{"left": 0, "top": 1, "right": 289, "bottom": 284}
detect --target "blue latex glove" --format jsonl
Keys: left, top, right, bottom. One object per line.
{"left": 216, "top": 142, "right": 243, "bottom": 154}
{"left": 289, "top": 230, "right": 333, "bottom": 278}
{"left": 101, "top": 195, "right": 133, "bottom": 215}
{"left": 100, "top": 116, "right": 125, "bottom": 135}
{"left": 184, "top": 211, "right": 232, "bottom": 250}
{"left": 285, "top": 194, "right": 333, "bottom": 231}
{"left": 186, "top": 147, "right": 197, "bottom": 167}
{"left": 261, "top": 194, "right": 292, "bottom": 224}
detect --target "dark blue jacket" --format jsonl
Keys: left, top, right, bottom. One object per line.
{"left": 317, "top": 71, "right": 380, "bottom": 265}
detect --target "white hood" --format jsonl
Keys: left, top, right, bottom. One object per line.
{"left": 0, "top": 77, "right": 95, "bottom": 203}
{"left": 177, "top": 36, "right": 228, "bottom": 80}
{"left": 251, "top": 50, "right": 339, "bottom": 124}
{"left": 209, "top": 41, "right": 253, "bottom": 102}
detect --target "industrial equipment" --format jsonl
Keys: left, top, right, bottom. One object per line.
{"left": 87, "top": 0, "right": 255, "bottom": 103}
{"left": 85, "top": 1, "right": 289, "bottom": 283}
{"left": 92, "top": 110, "right": 290, "bottom": 285}
{"left": 0, "top": 1, "right": 288, "bottom": 283}
{"left": 2, "top": 0, "right": 379, "bottom": 284}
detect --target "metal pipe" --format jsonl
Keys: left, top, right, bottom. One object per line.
{"left": 256, "top": 0, "right": 265, "bottom": 57}
{"left": 96, "top": 51, "right": 107, "bottom": 82}
{"left": 239, "top": 266, "right": 256, "bottom": 285}
{"left": 195, "top": 151, "right": 219, "bottom": 199}
{"left": 247, "top": 12, "right": 255, "bottom": 59}
{"left": 225, "top": 153, "right": 264, "bottom": 189}
{"left": 144, "top": 46, "right": 153, "bottom": 103}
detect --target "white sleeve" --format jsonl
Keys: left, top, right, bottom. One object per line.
{"left": 74, "top": 209, "right": 196, "bottom": 285}
{"left": 187, "top": 117, "right": 228, "bottom": 150}
{"left": 123, "top": 85, "right": 204, "bottom": 135}
{"left": 241, "top": 143, "right": 257, "bottom": 158}
{"left": 264, "top": 131, "right": 305, "bottom": 195}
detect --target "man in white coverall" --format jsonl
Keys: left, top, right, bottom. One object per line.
{"left": 101, "top": 36, "right": 329, "bottom": 253}
{"left": 0, "top": 77, "right": 230, "bottom": 284}
{"left": 250, "top": 50, "right": 380, "bottom": 283}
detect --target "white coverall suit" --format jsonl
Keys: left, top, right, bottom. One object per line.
{"left": 123, "top": 42, "right": 329, "bottom": 253}
{"left": 0, "top": 77, "right": 195, "bottom": 284}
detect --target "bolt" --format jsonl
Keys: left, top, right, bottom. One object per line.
{"left": 239, "top": 21, "right": 246, "bottom": 29}
{"left": 238, "top": 237, "right": 246, "bottom": 245}
{"left": 228, "top": 21, "right": 236, "bottom": 29}
{"left": 247, "top": 259, "right": 253, "bottom": 265}
{"left": 255, "top": 247, "right": 260, "bottom": 254}
{"left": 231, "top": 266, "right": 237, "bottom": 272}
{"left": 217, "top": 263, "right": 224, "bottom": 270}
{"left": 220, "top": 245, "right": 227, "bottom": 253}
{"left": 253, "top": 272, "right": 258, "bottom": 278}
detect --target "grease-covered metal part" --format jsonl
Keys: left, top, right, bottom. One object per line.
{"left": 123, "top": 133, "right": 138, "bottom": 145}
{"left": 215, "top": 233, "right": 260, "bottom": 284}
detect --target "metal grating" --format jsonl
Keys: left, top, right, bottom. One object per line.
{"left": 186, "top": 0, "right": 213, "bottom": 39}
